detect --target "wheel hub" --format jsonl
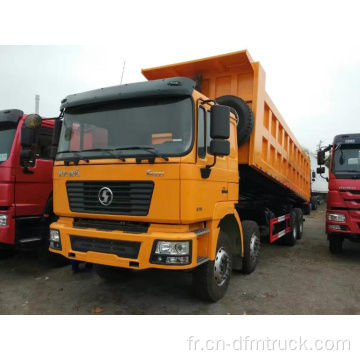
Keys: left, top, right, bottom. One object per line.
{"left": 214, "top": 247, "right": 231, "bottom": 286}
{"left": 249, "top": 233, "right": 260, "bottom": 262}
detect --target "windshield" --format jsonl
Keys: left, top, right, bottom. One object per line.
{"left": 0, "top": 122, "right": 17, "bottom": 164}
{"left": 333, "top": 144, "right": 360, "bottom": 176}
{"left": 57, "top": 96, "right": 193, "bottom": 161}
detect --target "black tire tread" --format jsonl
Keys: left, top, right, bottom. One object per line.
{"left": 215, "top": 95, "right": 254, "bottom": 146}
{"left": 241, "top": 220, "right": 260, "bottom": 274}
{"left": 280, "top": 210, "right": 297, "bottom": 246}
{"left": 294, "top": 208, "right": 303, "bottom": 240}
{"left": 329, "top": 234, "right": 343, "bottom": 254}
{"left": 193, "top": 231, "right": 232, "bottom": 302}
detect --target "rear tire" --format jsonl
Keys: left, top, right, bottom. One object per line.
{"left": 311, "top": 197, "right": 318, "bottom": 210}
{"left": 329, "top": 234, "right": 343, "bottom": 254}
{"left": 95, "top": 264, "right": 131, "bottom": 282}
{"left": 304, "top": 203, "right": 311, "bottom": 216}
{"left": 294, "top": 208, "right": 303, "bottom": 240}
{"left": 280, "top": 210, "right": 297, "bottom": 246}
{"left": 241, "top": 221, "right": 260, "bottom": 274}
{"left": 193, "top": 231, "right": 232, "bottom": 302}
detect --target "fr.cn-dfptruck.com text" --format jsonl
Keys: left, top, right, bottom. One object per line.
{"left": 187, "top": 336, "right": 351, "bottom": 351}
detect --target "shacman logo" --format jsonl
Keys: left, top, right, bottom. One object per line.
{"left": 147, "top": 170, "right": 164, "bottom": 177}
{"left": 98, "top": 187, "right": 113, "bottom": 206}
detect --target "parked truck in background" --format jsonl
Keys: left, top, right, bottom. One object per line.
{"left": 318, "top": 134, "right": 360, "bottom": 254}
{"left": 0, "top": 109, "right": 66, "bottom": 265}
{"left": 309, "top": 152, "right": 329, "bottom": 210}
{"left": 48, "top": 50, "right": 310, "bottom": 301}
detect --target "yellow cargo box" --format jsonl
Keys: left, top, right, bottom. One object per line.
{"left": 142, "top": 50, "right": 310, "bottom": 202}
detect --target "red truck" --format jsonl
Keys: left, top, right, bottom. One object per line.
{"left": 0, "top": 109, "right": 65, "bottom": 265}
{"left": 317, "top": 133, "right": 360, "bottom": 253}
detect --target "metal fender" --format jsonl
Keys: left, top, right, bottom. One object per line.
{"left": 206, "top": 203, "right": 243, "bottom": 261}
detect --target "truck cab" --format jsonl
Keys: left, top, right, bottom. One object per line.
{"left": 0, "top": 109, "right": 64, "bottom": 264}
{"left": 318, "top": 133, "right": 360, "bottom": 253}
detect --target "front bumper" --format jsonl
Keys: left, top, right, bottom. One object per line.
{"left": 0, "top": 207, "right": 15, "bottom": 245}
{"left": 50, "top": 218, "right": 202, "bottom": 270}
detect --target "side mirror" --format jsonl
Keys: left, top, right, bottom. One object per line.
{"left": 210, "top": 105, "right": 230, "bottom": 139}
{"left": 317, "top": 150, "right": 325, "bottom": 165}
{"left": 20, "top": 149, "right": 32, "bottom": 161}
{"left": 24, "top": 114, "right": 42, "bottom": 128}
{"left": 317, "top": 167, "right": 325, "bottom": 174}
{"left": 209, "top": 139, "right": 230, "bottom": 156}
{"left": 21, "top": 127, "right": 35, "bottom": 147}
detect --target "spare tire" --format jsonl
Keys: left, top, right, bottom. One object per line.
{"left": 216, "top": 95, "right": 254, "bottom": 146}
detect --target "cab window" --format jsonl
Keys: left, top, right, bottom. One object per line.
{"left": 198, "top": 107, "right": 206, "bottom": 158}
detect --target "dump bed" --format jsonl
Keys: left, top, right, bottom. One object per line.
{"left": 142, "top": 51, "right": 310, "bottom": 202}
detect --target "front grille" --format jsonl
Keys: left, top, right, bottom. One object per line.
{"left": 344, "top": 199, "right": 360, "bottom": 204}
{"left": 73, "top": 218, "right": 149, "bottom": 233}
{"left": 67, "top": 181, "right": 154, "bottom": 216}
{"left": 70, "top": 235, "right": 140, "bottom": 259}
{"left": 340, "top": 190, "right": 360, "bottom": 195}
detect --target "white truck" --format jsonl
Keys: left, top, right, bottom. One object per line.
{"left": 310, "top": 152, "right": 329, "bottom": 210}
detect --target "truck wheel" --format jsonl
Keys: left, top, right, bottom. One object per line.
{"left": 328, "top": 234, "right": 343, "bottom": 254}
{"left": 193, "top": 231, "right": 232, "bottom": 302}
{"left": 281, "top": 210, "right": 297, "bottom": 246}
{"left": 294, "top": 208, "right": 303, "bottom": 240}
{"left": 215, "top": 95, "right": 254, "bottom": 146}
{"left": 310, "top": 197, "right": 317, "bottom": 210}
{"left": 241, "top": 220, "right": 260, "bottom": 274}
{"left": 304, "top": 203, "right": 311, "bottom": 216}
{"left": 95, "top": 264, "right": 131, "bottom": 282}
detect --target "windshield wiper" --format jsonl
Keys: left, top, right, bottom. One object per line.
{"left": 56, "top": 150, "right": 90, "bottom": 165}
{"left": 114, "top": 146, "right": 169, "bottom": 161}
{"left": 82, "top": 148, "right": 126, "bottom": 162}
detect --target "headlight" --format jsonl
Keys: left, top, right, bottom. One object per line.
{"left": 0, "top": 214, "right": 8, "bottom": 227}
{"left": 151, "top": 240, "right": 191, "bottom": 265}
{"left": 49, "top": 229, "right": 62, "bottom": 250}
{"left": 327, "top": 213, "right": 346, "bottom": 222}
{"left": 155, "top": 241, "right": 190, "bottom": 255}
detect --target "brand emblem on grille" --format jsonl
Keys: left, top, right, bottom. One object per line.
{"left": 98, "top": 187, "right": 113, "bottom": 206}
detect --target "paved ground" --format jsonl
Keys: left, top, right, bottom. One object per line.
{"left": 1, "top": 204, "right": 360, "bottom": 315}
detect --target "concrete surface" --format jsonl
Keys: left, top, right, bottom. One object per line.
{"left": 1, "top": 204, "right": 360, "bottom": 315}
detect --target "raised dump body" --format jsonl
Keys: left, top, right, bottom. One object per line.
{"left": 142, "top": 50, "right": 310, "bottom": 203}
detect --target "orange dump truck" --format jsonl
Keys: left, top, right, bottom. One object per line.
{"left": 49, "top": 51, "right": 310, "bottom": 301}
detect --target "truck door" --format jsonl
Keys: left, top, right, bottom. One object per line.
{"left": 15, "top": 125, "right": 53, "bottom": 217}
{"left": 181, "top": 105, "right": 229, "bottom": 222}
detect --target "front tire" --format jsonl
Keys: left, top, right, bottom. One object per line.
{"left": 193, "top": 231, "right": 232, "bottom": 302}
{"left": 329, "top": 234, "right": 343, "bottom": 254}
{"left": 241, "top": 220, "right": 260, "bottom": 274}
